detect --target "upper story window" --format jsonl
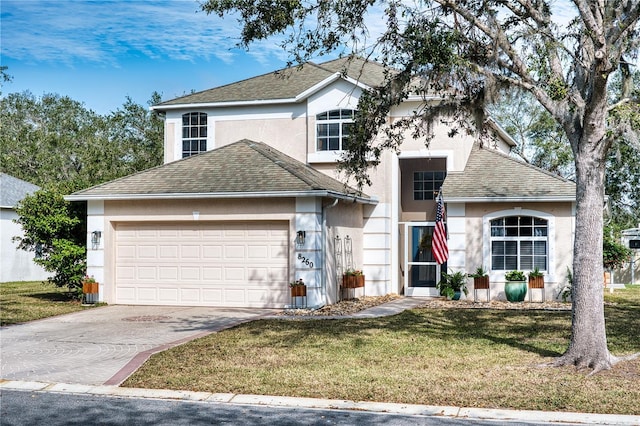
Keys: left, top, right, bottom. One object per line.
{"left": 182, "top": 112, "right": 207, "bottom": 158}
{"left": 316, "top": 109, "right": 355, "bottom": 151}
{"left": 413, "top": 171, "right": 446, "bottom": 200}
{"left": 490, "top": 216, "right": 548, "bottom": 271}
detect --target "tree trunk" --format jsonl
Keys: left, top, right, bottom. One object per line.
{"left": 555, "top": 95, "right": 615, "bottom": 372}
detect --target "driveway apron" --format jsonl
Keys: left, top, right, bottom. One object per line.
{"left": 1, "top": 306, "right": 271, "bottom": 386}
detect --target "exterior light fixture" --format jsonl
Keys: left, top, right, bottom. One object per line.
{"left": 91, "top": 230, "right": 102, "bottom": 249}
{"left": 296, "top": 230, "right": 306, "bottom": 247}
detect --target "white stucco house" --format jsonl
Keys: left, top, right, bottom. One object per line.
{"left": 68, "top": 57, "right": 576, "bottom": 308}
{"left": 0, "top": 173, "right": 49, "bottom": 282}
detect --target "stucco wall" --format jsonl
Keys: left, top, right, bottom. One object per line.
{"left": 1, "top": 208, "right": 49, "bottom": 282}
{"left": 464, "top": 202, "right": 575, "bottom": 301}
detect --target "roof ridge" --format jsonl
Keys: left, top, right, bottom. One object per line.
{"left": 472, "top": 144, "right": 575, "bottom": 184}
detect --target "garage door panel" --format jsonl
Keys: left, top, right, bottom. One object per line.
{"left": 158, "top": 266, "right": 178, "bottom": 280}
{"left": 115, "top": 221, "right": 289, "bottom": 307}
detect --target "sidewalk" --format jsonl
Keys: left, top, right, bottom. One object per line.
{"left": 1, "top": 379, "right": 638, "bottom": 425}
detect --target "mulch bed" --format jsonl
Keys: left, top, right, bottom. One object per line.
{"left": 279, "top": 294, "right": 572, "bottom": 317}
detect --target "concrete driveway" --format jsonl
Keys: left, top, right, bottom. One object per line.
{"left": 1, "top": 305, "right": 273, "bottom": 386}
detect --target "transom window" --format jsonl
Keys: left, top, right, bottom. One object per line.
{"left": 413, "top": 171, "right": 446, "bottom": 200}
{"left": 316, "top": 109, "right": 355, "bottom": 151}
{"left": 182, "top": 112, "right": 207, "bottom": 158}
{"left": 490, "top": 216, "right": 548, "bottom": 271}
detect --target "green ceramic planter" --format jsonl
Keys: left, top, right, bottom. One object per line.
{"left": 505, "top": 281, "right": 527, "bottom": 302}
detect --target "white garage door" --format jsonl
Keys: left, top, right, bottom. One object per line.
{"left": 114, "top": 221, "right": 289, "bottom": 307}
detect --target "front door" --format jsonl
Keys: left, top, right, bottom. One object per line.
{"left": 404, "top": 223, "right": 444, "bottom": 297}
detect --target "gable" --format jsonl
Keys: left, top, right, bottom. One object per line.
{"left": 153, "top": 56, "right": 387, "bottom": 109}
{"left": 67, "top": 140, "right": 373, "bottom": 203}
{"left": 441, "top": 145, "right": 576, "bottom": 201}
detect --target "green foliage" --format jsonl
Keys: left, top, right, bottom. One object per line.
{"left": 505, "top": 270, "right": 526, "bottom": 281}
{"left": 13, "top": 189, "right": 86, "bottom": 290}
{"left": 528, "top": 267, "right": 544, "bottom": 278}
{"left": 0, "top": 91, "right": 163, "bottom": 190}
{"left": 603, "top": 228, "right": 632, "bottom": 270}
{"left": 558, "top": 268, "right": 573, "bottom": 303}
{"left": 2, "top": 91, "right": 163, "bottom": 289}
{"left": 467, "top": 266, "right": 488, "bottom": 278}
{"left": 437, "top": 270, "right": 469, "bottom": 298}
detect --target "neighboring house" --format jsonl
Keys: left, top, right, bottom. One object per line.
{"left": 0, "top": 173, "right": 49, "bottom": 282}
{"left": 68, "top": 57, "right": 576, "bottom": 308}
{"left": 616, "top": 227, "right": 640, "bottom": 285}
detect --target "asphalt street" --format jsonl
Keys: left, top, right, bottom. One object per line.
{"left": 0, "top": 390, "right": 578, "bottom": 426}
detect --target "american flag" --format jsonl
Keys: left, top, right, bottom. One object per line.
{"left": 432, "top": 191, "right": 448, "bottom": 265}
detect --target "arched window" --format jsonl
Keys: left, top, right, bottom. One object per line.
{"left": 490, "top": 216, "right": 548, "bottom": 271}
{"left": 316, "top": 109, "right": 355, "bottom": 151}
{"left": 182, "top": 112, "right": 207, "bottom": 158}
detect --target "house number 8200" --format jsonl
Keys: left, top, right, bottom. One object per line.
{"left": 297, "top": 253, "right": 314, "bottom": 268}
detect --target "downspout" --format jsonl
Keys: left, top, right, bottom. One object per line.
{"left": 321, "top": 198, "right": 340, "bottom": 305}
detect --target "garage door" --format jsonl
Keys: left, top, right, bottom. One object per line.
{"left": 114, "top": 221, "right": 289, "bottom": 307}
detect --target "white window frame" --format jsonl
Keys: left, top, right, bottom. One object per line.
{"left": 181, "top": 112, "right": 208, "bottom": 158}
{"left": 482, "top": 209, "right": 556, "bottom": 283}
{"left": 315, "top": 109, "right": 355, "bottom": 152}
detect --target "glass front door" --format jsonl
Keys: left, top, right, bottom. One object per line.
{"left": 404, "top": 223, "right": 444, "bottom": 296}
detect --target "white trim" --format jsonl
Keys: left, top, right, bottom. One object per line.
{"left": 307, "top": 151, "right": 344, "bottom": 164}
{"left": 66, "top": 191, "right": 378, "bottom": 204}
{"left": 398, "top": 149, "right": 454, "bottom": 171}
{"left": 152, "top": 73, "right": 372, "bottom": 112}
{"left": 482, "top": 209, "right": 556, "bottom": 283}
{"left": 446, "top": 196, "right": 575, "bottom": 203}
{"left": 403, "top": 222, "right": 441, "bottom": 297}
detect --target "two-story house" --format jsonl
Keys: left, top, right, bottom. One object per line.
{"left": 68, "top": 56, "right": 576, "bottom": 308}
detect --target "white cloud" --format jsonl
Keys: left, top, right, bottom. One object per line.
{"left": 0, "top": 0, "right": 288, "bottom": 66}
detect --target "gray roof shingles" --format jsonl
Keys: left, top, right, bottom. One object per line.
{"left": 0, "top": 173, "right": 41, "bottom": 208}
{"left": 441, "top": 145, "right": 576, "bottom": 200}
{"left": 155, "top": 56, "right": 388, "bottom": 107}
{"left": 69, "top": 140, "right": 368, "bottom": 200}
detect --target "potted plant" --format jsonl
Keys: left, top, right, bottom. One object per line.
{"left": 504, "top": 270, "right": 527, "bottom": 302}
{"left": 468, "top": 266, "right": 490, "bottom": 301}
{"left": 289, "top": 278, "right": 306, "bottom": 297}
{"left": 527, "top": 267, "right": 545, "bottom": 301}
{"left": 437, "top": 270, "right": 468, "bottom": 300}
{"left": 81, "top": 275, "right": 98, "bottom": 304}
{"left": 468, "top": 266, "right": 489, "bottom": 289}
{"left": 342, "top": 269, "right": 365, "bottom": 288}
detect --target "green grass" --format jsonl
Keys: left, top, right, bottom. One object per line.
{"left": 0, "top": 281, "right": 93, "bottom": 325}
{"left": 124, "top": 286, "right": 640, "bottom": 415}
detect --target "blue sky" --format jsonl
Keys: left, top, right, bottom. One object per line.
{"left": 1, "top": 1, "right": 580, "bottom": 116}
{"left": 1, "top": 0, "right": 295, "bottom": 114}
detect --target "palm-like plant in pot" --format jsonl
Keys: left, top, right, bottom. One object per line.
{"left": 504, "top": 270, "right": 527, "bottom": 302}
{"left": 437, "top": 271, "right": 469, "bottom": 300}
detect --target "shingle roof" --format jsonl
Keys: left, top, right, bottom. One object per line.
{"left": 154, "top": 56, "right": 387, "bottom": 107}
{"left": 0, "top": 173, "right": 41, "bottom": 208}
{"left": 67, "top": 140, "right": 371, "bottom": 202}
{"left": 441, "top": 145, "right": 576, "bottom": 201}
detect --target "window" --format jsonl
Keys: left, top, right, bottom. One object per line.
{"left": 182, "top": 112, "right": 207, "bottom": 158}
{"left": 413, "top": 171, "right": 446, "bottom": 200}
{"left": 316, "top": 109, "right": 355, "bottom": 151}
{"left": 490, "top": 216, "right": 548, "bottom": 271}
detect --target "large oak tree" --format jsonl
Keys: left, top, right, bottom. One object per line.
{"left": 203, "top": 0, "right": 640, "bottom": 372}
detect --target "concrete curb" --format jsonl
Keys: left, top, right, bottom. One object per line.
{"left": 2, "top": 380, "right": 638, "bottom": 425}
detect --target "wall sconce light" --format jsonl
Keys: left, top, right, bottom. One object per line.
{"left": 296, "top": 230, "right": 306, "bottom": 247}
{"left": 91, "top": 230, "right": 102, "bottom": 249}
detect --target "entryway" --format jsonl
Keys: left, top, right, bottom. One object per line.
{"left": 403, "top": 223, "right": 445, "bottom": 297}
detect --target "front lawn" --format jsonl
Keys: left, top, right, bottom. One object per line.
{"left": 124, "top": 286, "right": 640, "bottom": 415}
{"left": 0, "top": 281, "right": 93, "bottom": 326}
